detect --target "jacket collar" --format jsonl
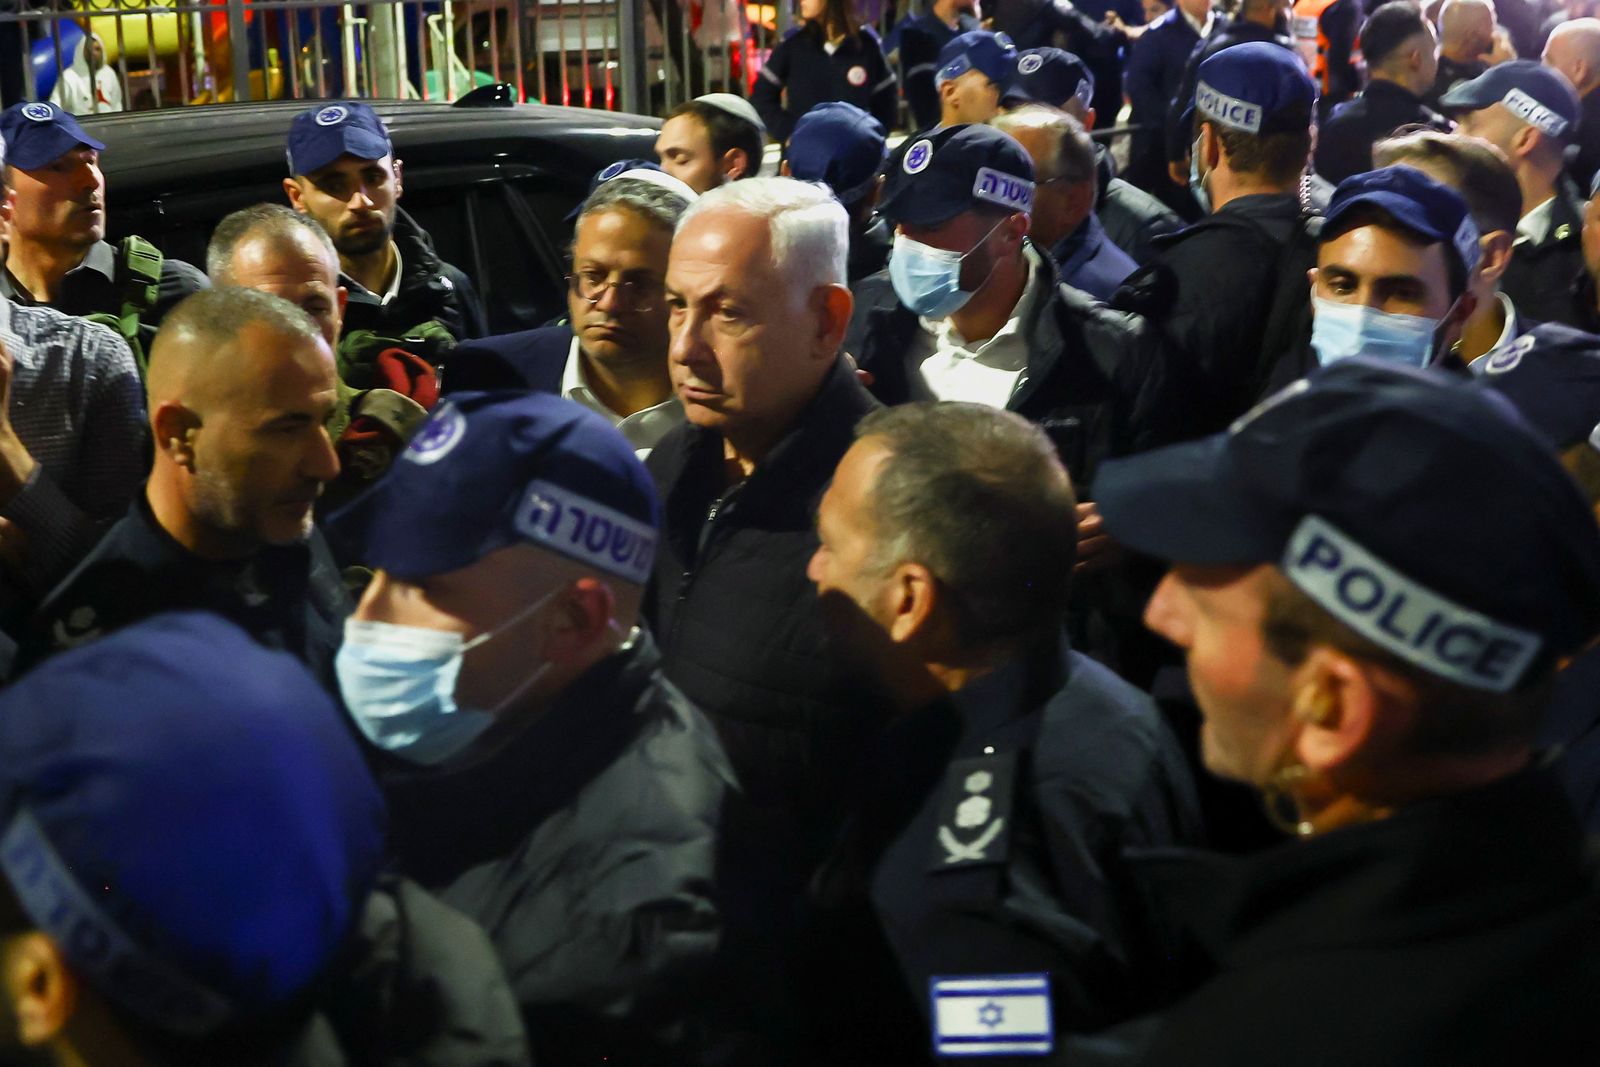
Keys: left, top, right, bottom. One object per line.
{"left": 0, "top": 239, "right": 116, "bottom": 304}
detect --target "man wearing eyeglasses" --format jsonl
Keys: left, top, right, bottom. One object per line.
{"left": 443, "top": 163, "right": 694, "bottom": 457}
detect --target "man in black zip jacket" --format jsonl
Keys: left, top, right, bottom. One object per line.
{"left": 646, "top": 177, "right": 880, "bottom": 951}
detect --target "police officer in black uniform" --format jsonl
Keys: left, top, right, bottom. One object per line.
{"left": 899, "top": 0, "right": 981, "bottom": 130}
{"left": 795, "top": 401, "right": 1202, "bottom": 1062}
{"left": 0, "top": 102, "right": 207, "bottom": 375}
{"left": 752, "top": 0, "right": 898, "bottom": 143}
{"left": 1001, "top": 47, "right": 1185, "bottom": 265}
{"left": 1315, "top": 1, "right": 1450, "bottom": 184}
{"left": 784, "top": 101, "right": 894, "bottom": 282}
{"left": 1113, "top": 43, "right": 1319, "bottom": 440}
{"left": 846, "top": 123, "right": 1181, "bottom": 490}
{"left": 1084, "top": 357, "right": 1600, "bottom": 1064}
{"left": 283, "top": 101, "right": 488, "bottom": 384}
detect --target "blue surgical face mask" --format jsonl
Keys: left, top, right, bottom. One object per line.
{"left": 888, "top": 217, "right": 1006, "bottom": 320}
{"left": 1189, "top": 138, "right": 1211, "bottom": 215}
{"left": 1310, "top": 296, "right": 1440, "bottom": 368}
{"left": 336, "top": 588, "right": 558, "bottom": 766}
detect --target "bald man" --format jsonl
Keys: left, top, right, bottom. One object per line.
{"left": 1428, "top": 0, "right": 1502, "bottom": 108}
{"left": 16, "top": 287, "right": 350, "bottom": 682}
{"left": 1545, "top": 18, "right": 1600, "bottom": 186}
{"left": 207, "top": 203, "right": 435, "bottom": 513}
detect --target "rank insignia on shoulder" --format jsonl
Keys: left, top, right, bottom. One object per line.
{"left": 931, "top": 752, "right": 1015, "bottom": 870}
{"left": 929, "top": 973, "right": 1054, "bottom": 1057}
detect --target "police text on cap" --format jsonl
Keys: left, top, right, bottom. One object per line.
{"left": 973, "top": 167, "right": 1034, "bottom": 213}
{"left": 515, "top": 480, "right": 657, "bottom": 583}
{"left": 1284, "top": 515, "right": 1541, "bottom": 692}
{"left": 1196, "top": 80, "right": 1262, "bottom": 134}
{"left": 1501, "top": 88, "right": 1569, "bottom": 138}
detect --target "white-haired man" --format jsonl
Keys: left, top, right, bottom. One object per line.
{"left": 646, "top": 176, "right": 879, "bottom": 940}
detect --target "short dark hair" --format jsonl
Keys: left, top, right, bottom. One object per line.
{"left": 1320, "top": 202, "right": 1470, "bottom": 299}
{"left": 666, "top": 101, "right": 764, "bottom": 180}
{"left": 1260, "top": 571, "right": 1553, "bottom": 757}
{"left": 1372, "top": 130, "right": 1522, "bottom": 235}
{"left": 1200, "top": 118, "right": 1314, "bottom": 186}
{"left": 1362, "top": 1, "right": 1431, "bottom": 69}
{"left": 206, "top": 202, "right": 337, "bottom": 283}
{"left": 856, "top": 402, "right": 1078, "bottom": 652}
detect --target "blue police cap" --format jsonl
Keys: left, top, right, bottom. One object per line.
{"left": 330, "top": 391, "right": 661, "bottom": 583}
{"left": 935, "top": 30, "right": 1018, "bottom": 87}
{"left": 286, "top": 100, "right": 392, "bottom": 176}
{"left": 788, "top": 101, "right": 888, "bottom": 206}
{"left": 1475, "top": 324, "right": 1600, "bottom": 452}
{"left": 1191, "top": 41, "right": 1317, "bottom": 137}
{"left": 0, "top": 612, "right": 385, "bottom": 1036}
{"left": 565, "top": 158, "right": 698, "bottom": 221}
{"left": 879, "top": 123, "right": 1036, "bottom": 227}
{"left": 1324, "top": 165, "right": 1482, "bottom": 275}
{"left": 0, "top": 101, "right": 105, "bottom": 171}
{"left": 1094, "top": 359, "right": 1600, "bottom": 693}
{"left": 1002, "top": 48, "right": 1094, "bottom": 111}
{"left": 1439, "top": 59, "right": 1580, "bottom": 142}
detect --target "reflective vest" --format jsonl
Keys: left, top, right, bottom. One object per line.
{"left": 1293, "top": 0, "right": 1340, "bottom": 94}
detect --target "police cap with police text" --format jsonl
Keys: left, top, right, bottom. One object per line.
{"left": 879, "top": 123, "right": 1036, "bottom": 227}
{"left": 1189, "top": 41, "right": 1317, "bottom": 137}
{"left": 1323, "top": 165, "right": 1482, "bottom": 276}
{"left": 1093, "top": 359, "right": 1600, "bottom": 693}
{"left": 329, "top": 391, "right": 661, "bottom": 584}
{"left": 287, "top": 100, "right": 393, "bottom": 176}
{"left": 1439, "top": 59, "right": 1580, "bottom": 142}
{"left": 1002, "top": 48, "right": 1094, "bottom": 111}
{"left": 0, "top": 101, "right": 105, "bottom": 171}
{"left": 788, "top": 101, "right": 888, "bottom": 206}
{"left": 0, "top": 612, "right": 385, "bottom": 1037}
{"left": 1475, "top": 324, "right": 1600, "bottom": 453}
{"left": 935, "top": 30, "right": 1019, "bottom": 87}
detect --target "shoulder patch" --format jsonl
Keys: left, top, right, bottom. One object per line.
{"left": 929, "top": 752, "right": 1016, "bottom": 870}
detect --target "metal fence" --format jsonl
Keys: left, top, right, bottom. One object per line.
{"left": 0, "top": 0, "right": 849, "bottom": 116}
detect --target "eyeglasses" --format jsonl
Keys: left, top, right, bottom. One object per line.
{"left": 566, "top": 271, "right": 664, "bottom": 312}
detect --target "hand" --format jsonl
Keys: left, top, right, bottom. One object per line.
{"left": 1075, "top": 501, "right": 1124, "bottom": 575}
{"left": 1104, "top": 11, "right": 1127, "bottom": 32}
{"left": 1168, "top": 158, "right": 1190, "bottom": 188}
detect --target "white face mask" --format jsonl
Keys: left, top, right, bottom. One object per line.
{"left": 334, "top": 589, "right": 559, "bottom": 765}
{"left": 1310, "top": 297, "right": 1442, "bottom": 368}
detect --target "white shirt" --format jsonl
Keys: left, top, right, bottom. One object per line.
{"left": 1515, "top": 197, "right": 1556, "bottom": 248}
{"left": 380, "top": 243, "right": 404, "bottom": 305}
{"left": 914, "top": 244, "right": 1048, "bottom": 409}
{"left": 560, "top": 336, "right": 684, "bottom": 458}
{"left": 1181, "top": 4, "right": 1215, "bottom": 38}
{"left": 1490, "top": 292, "right": 1520, "bottom": 353}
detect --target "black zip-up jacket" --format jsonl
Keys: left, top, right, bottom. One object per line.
{"left": 1314, "top": 78, "right": 1451, "bottom": 185}
{"left": 645, "top": 356, "right": 880, "bottom": 902}
{"left": 340, "top": 206, "right": 489, "bottom": 344}
{"left": 1501, "top": 186, "right": 1588, "bottom": 329}
{"left": 845, "top": 246, "right": 1184, "bottom": 491}
{"left": 752, "top": 24, "right": 897, "bottom": 143}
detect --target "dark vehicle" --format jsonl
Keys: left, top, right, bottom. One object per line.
{"left": 83, "top": 93, "right": 662, "bottom": 334}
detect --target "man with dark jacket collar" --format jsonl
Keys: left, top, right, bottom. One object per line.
{"left": 846, "top": 123, "right": 1180, "bottom": 491}
{"left": 796, "top": 402, "right": 1203, "bottom": 1062}
{"left": 647, "top": 177, "right": 880, "bottom": 944}
{"left": 328, "top": 391, "right": 737, "bottom": 1065}
{"left": 1315, "top": 2, "right": 1451, "bottom": 184}
{"left": 1447, "top": 61, "right": 1586, "bottom": 326}
{"left": 283, "top": 102, "right": 488, "bottom": 376}
{"left": 899, "top": 0, "right": 982, "bottom": 131}
{"left": 443, "top": 160, "right": 694, "bottom": 458}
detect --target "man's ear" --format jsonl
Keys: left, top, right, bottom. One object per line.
{"left": 1476, "top": 230, "right": 1515, "bottom": 287}
{"left": 1510, "top": 124, "right": 1540, "bottom": 162}
{"left": 336, "top": 285, "right": 349, "bottom": 320}
{"left": 887, "top": 560, "right": 940, "bottom": 644}
{"left": 152, "top": 402, "right": 201, "bottom": 471}
{"left": 722, "top": 148, "right": 751, "bottom": 182}
{"left": 1082, "top": 105, "right": 1097, "bottom": 132}
{"left": 1292, "top": 648, "right": 1382, "bottom": 776}
{"left": 391, "top": 157, "right": 405, "bottom": 201}
{"left": 3, "top": 932, "right": 78, "bottom": 1047}
{"left": 1199, "top": 121, "right": 1222, "bottom": 169}
{"left": 283, "top": 176, "right": 306, "bottom": 211}
{"left": 811, "top": 283, "right": 855, "bottom": 359}
{"left": 543, "top": 577, "right": 615, "bottom": 662}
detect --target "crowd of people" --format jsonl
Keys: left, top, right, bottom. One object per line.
{"left": 1, "top": 0, "right": 1600, "bottom": 1064}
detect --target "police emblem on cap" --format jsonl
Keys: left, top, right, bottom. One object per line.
{"left": 1482, "top": 335, "right": 1533, "bottom": 375}
{"left": 847, "top": 64, "right": 868, "bottom": 86}
{"left": 598, "top": 160, "right": 627, "bottom": 181}
{"left": 1017, "top": 53, "right": 1043, "bottom": 75}
{"left": 904, "top": 139, "right": 934, "bottom": 174}
{"left": 403, "top": 403, "right": 466, "bottom": 466}
{"left": 21, "top": 103, "right": 53, "bottom": 122}
{"left": 315, "top": 105, "right": 350, "bottom": 126}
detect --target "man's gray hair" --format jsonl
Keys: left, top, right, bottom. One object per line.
{"left": 678, "top": 176, "right": 848, "bottom": 299}
{"left": 992, "top": 105, "right": 1097, "bottom": 188}
{"left": 856, "top": 402, "right": 1079, "bottom": 651}
{"left": 156, "top": 286, "right": 325, "bottom": 357}
{"left": 578, "top": 177, "right": 693, "bottom": 237}
{"left": 206, "top": 203, "right": 338, "bottom": 284}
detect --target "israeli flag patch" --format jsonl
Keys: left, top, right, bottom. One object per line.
{"left": 930, "top": 974, "right": 1053, "bottom": 1057}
